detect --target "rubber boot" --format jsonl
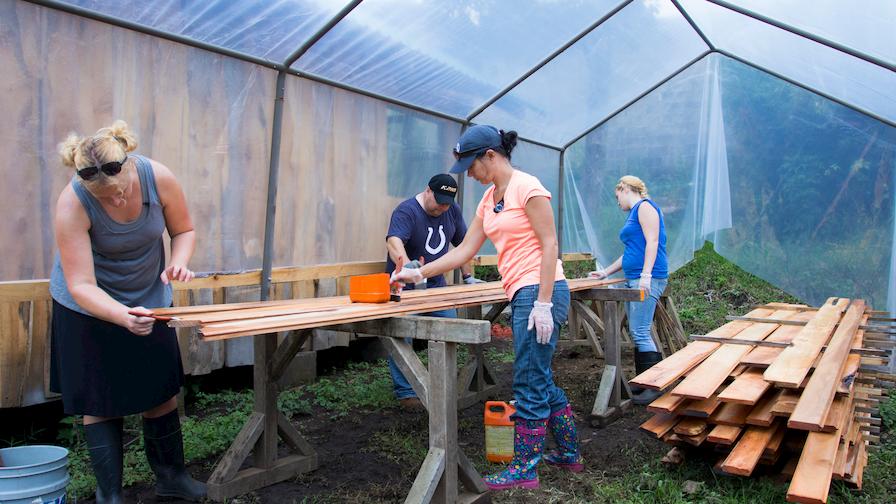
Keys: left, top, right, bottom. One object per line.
{"left": 543, "top": 404, "right": 584, "bottom": 472}
{"left": 632, "top": 351, "right": 664, "bottom": 405}
{"left": 85, "top": 418, "right": 124, "bottom": 504}
{"left": 484, "top": 419, "right": 547, "bottom": 491}
{"left": 142, "top": 409, "right": 207, "bottom": 501}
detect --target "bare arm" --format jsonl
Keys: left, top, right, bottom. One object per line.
{"left": 55, "top": 188, "right": 153, "bottom": 333}
{"left": 460, "top": 261, "right": 473, "bottom": 277}
{"left": 153, "top": 160, "right": 195, "bottom": 284}
{"left": 638, "top": 202, "right": 660, "bottom": 277}
{"left": 602, "top": 255, "right": 623, "bottom": 276}
{"left": 386, "top": 236, "right": 410, "bottom": 265}
{"left": 525, "top": 195, "right": 558, "bottom": 304}
{"left": 416, "top": 216, "right": 487, "bottom": 280}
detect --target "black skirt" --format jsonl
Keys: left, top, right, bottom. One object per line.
{"left": 49, "top": 300, "right": 185, "bottom": 417}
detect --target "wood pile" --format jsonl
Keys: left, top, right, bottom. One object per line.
{"left": 146, "top": 278, "right": 621, "bottom": 341}
{"left": 632, "top": 299, "right": 894, "bottom": 504}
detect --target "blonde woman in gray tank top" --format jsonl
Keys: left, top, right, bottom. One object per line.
{"left": 49, "top": 120, "right": 205, "bottom": 502}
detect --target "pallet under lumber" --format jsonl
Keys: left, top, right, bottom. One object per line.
{"left": 635, "top": 299, "right": 890, "bottom": 504}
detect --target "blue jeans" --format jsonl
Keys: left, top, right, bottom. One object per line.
{"left": 624, "top": 277, "right": 668, "bottom": 352}
{"left": 510, "top": 281, "right": 571, "bottom": 420}
{"left": 389, "top": 308, "right": 457, "bottom": 399}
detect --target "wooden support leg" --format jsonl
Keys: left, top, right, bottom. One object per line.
{"left": 206, "top": 332, "right": 318, "bottom": 500}
{"left": 457, "top": 344, "right": 498, "bottom": 410}
{"left": 590, "top": 300, "right": 631, "bottom": 427}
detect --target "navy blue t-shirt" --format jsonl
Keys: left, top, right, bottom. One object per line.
{"left": 385, "top": 198, "right": 467, "bottom": 289}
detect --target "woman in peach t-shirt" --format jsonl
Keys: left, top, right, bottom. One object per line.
{"left": 392, "top": 125, "right": 582, "bottom": 491}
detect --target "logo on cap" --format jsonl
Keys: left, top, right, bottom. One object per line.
{"left": 440, "top": 185, "right": 457, "bottom": 193}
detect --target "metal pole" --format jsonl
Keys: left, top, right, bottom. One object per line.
{"left": 260, "top": 71, "right": 287, "bottom": 301}
{"left": 671, "top": 0, "right": 715, "bottom": 51}
{"left": 556, "top": 149, "right": 566, "bottom": 257}
{"left": 282, "top": 0, "right": 364, "bottom": 67}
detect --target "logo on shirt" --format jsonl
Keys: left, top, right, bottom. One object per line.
{"left": 425, "top": 225, "right": 446, "bottom": 255}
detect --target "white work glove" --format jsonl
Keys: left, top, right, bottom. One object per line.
{"left": 639, "top": 272, "right": 652, "bottom": 292}
{"left": 527, "top": 301, "right": 554, "bottom": 345}
{"left": 390, "top": 266, "right": 424, "bottom": 287}
{"left": 124, "top": 306, "right": 155, "bottom": 336}
{"left": 463, "top": 275, "right": 485, "bottom": 284}
{"left": 588, "top": 269, "right": 608, "bottom": 280}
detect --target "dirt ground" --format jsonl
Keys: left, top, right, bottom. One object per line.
{"left": 97, "top": 339, "right": 669, "bottom": 504}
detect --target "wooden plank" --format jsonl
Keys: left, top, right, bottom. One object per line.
{"left": 427, "top": 341, "right": 458, "bottom": 503}
{"left": 0, "top": 302, "right": 29, "bottom": 407}
{"left": 837, "top": 322, "right": 866, "bottom": 395}
{"left": 681, "top": 394, "right": 722, "bottom": 418}
{"left": 786, "top": 429, "right": 841, "bottom": 504}
{"left": 382, "top": 338, "right": 430, "bottom": 409}
{"left": 710, "top": 402, "right": 754, "bottom": 426}
{"left": 207, "top": 454, "right": 317, "bottom": 501}
{"left": 764, "top": 298, "right": 850, "bottom": 388}
{"left": 718, "top": 368, "right": 771, "bottom": 405}
{"left": 674, "top": 418, "right": 708, "bottom": 437}
{"left": 741, "top": 311, "right": 818, "bottom": 367}
{"left": 672, "top": 310, "right": 791, "bottom": 399}
{"left": 631, "top": 309, "right": 775, "bottom": 390}
{"left": 647, "top": 390, "right": 688, "bottom": 414}
{"left": 764, "top": 423, "right": 786, "bottom": 457}
{"left": 820, "top": 396, "right": 852, "bottom": 433}
{"left": 771, "top": 389, "right": 801, "bottom": 417}
{"left": 0, "top": 280, "right": 51, "bottom": 302}
{"left": 746, "top": 389, "right": 782, "bottom": 427}
{"left": 640, "top": 413, "right": 678, "bottom": 438}
{"left": 329, "top": 316, "right": 490, "bottom": 345}
{"left": 208, "top": 412, "right": 265, "bottom": 484}
{"left": 789, "top": 301, "right": 865, "bottom": 431}
{"left": 721, "top": 422, "right": 779, "bottom": 476}
{"left": 707, "top": 424, "right": 742, "bottom": 445}
{"left": 679, "top": 430, "right": 710, "bottom": 447}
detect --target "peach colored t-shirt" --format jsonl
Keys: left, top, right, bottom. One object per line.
{"left": 476, "top": 170, "right": 565, "bottom": 300}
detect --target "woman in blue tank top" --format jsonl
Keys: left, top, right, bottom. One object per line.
{"left": 590, "top": 175, "right": 668, "bottom": 405}
{"left": 49, "top": 121, "right": 205, "bottom": 502}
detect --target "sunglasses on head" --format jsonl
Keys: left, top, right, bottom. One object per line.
{"left": 77, "top": 156, "right": 127, "bottom": 180}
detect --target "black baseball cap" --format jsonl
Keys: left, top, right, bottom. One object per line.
{"left": 450, "top": 124, "right": 502, "bottom": 174}
{"left": 428, "top": 174, "right": 458, "bottom": 205}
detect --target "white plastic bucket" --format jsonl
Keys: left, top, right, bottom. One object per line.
{"left": 0, "top": 445, "right": 70, "bottom": 504}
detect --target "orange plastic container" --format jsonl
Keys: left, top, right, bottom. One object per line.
{"left": 348, "top": 273, "right": 391, "bottom": 303}
{"left": 484, "top": 401, "right": 516, "bottom": 463}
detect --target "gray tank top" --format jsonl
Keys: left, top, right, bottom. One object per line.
{"left": 50, "top": 155, "right": 173, "bottom": 314}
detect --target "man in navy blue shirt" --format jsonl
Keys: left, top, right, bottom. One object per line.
{"left": 386, "top": 173, "right": 481, "bottom": 410}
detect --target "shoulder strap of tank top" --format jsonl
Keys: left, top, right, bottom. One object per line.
{"left": 134, "top": 155, "right": 161, "bottom": 205}
{"left": 70, "top": 177, "right": 103, "bottom": 223}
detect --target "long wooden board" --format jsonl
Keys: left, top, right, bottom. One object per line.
{"left": 765, "top": 299, "right": 849, "bottom": 388}
{"left": 740, "top": 311, "right": 818, "bottom": 367}
{"left": 721, "top": 422, "right": 779, "bottom": 476}
{"left": 787, "top": 429, "right": 841, "bottom": 504}
{"left": 718, "top": 368, "right": 771, "bottom": 405}
{"left": 789, "top": 301, "right": 865, "bottom": 431}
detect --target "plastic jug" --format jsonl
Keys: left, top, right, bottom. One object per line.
{"left": 484, "top": 401, "right": 516, "bottom": 463}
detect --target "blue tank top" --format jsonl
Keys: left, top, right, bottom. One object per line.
{"left": 620, "top": 199, "right": 668, "bottom": 280}
{"left": 50, "top": 155, "right": 173, "bottom": 313}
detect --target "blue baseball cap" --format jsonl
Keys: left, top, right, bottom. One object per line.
{"left": 450, "top": 124, "right": 502, "bottom": 174}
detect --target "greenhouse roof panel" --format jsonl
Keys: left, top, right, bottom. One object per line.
{"left": 472, "top": 0, "right": 709, "bottom": 146}
{"left": 681, "top": 0, "right": 896, "bottom": 126}
{"left": 723, "top": 0, "right": 896, "bottom": 69}
{"left": 291, "top": 0, "right": 624, "bottom": 119}
{"left": 58, "top": 0, "right": 352, "bottom": 62}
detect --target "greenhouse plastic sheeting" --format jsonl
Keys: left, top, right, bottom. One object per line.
{"left": 562, "top": 56, "right": 717, "bottom": 273}
{"left": 474, "top": 0, "right": 708, "bottom": 147}
{"left": 461, "top": 139, "right": 561, "bottom": 256}
{"left": 708, "top": 56, "right": 896, "bottom": 313}
{"left": 273, "top": 75, "right": 461, "bottom": 268}
{"left": 293, "top": 0, "right": 622, "bottom": 119}
{"left": 680, "top": 0, "right": 896, "bottom": 125}
{"left": 0, "top": 1, "right": 275, "bottom": 280}
{"left": 57, "top": 0, "right": 351, "bottom": 62}
{"left": 725, "top": 0, "right": 896, "bottom": 67}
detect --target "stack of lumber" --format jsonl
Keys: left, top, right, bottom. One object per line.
{"left": 146, "top": 278, "right": 620, "bottom": 341}
{"left": 633, "top": 299, "right": 894, "bottom": 504}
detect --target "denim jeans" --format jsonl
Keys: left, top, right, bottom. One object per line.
{"left": 389, "top": 308, "right": 457, "bottom": 399}
{"left": 624, "top": 277, "right": 668, "bottom": 353}
{"left": 510, "top": 280, "right": 571, "bottom": 420}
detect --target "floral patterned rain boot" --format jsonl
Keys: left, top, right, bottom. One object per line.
{"left": 484, "top": 418, "right": 547, "bottom": 490}
{"left": 543, "top": 404, "right": 584, "bottom": 472}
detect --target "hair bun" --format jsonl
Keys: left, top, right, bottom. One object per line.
{"left": 499, "top": 129, "right": 518, "bottom": 156}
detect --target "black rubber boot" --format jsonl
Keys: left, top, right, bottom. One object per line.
{"left": 85, "top": 418, "right": 125, "bottom": 504}
{"left": 632, "top": 351, "right": 664, "bottom": 405}
{"left": 143, "top": 409, "right": 207, "bottom": 501}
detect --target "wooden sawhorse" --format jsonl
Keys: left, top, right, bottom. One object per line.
{"left": 205, "top": 315, "right": 492, "bottom": 504}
